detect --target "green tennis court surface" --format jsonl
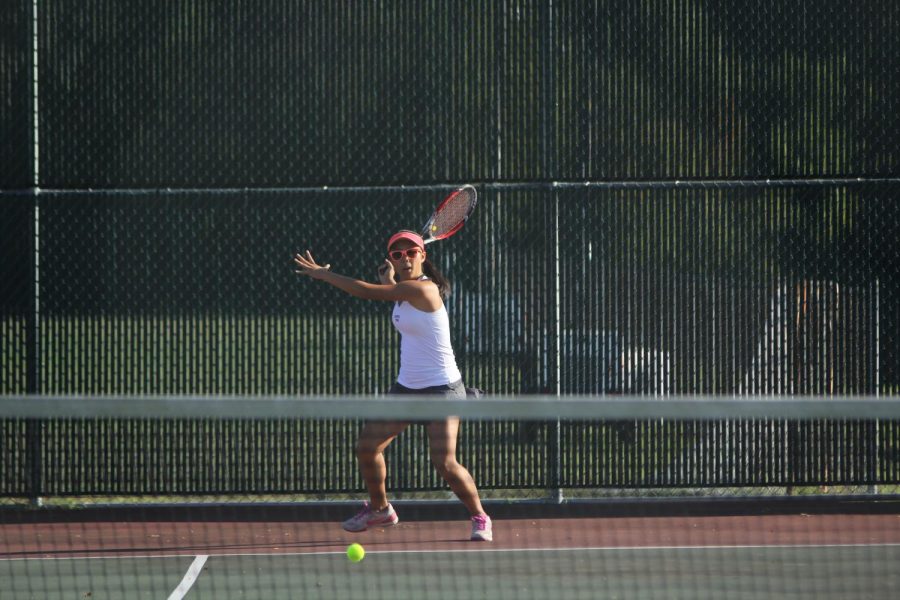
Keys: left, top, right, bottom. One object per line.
{"left": 3, "top": 502, "right": 900, "bottom": 599}
{"left": 5, "top": 544, "right": 899, "bottom": 599}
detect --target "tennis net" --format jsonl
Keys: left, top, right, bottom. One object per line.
{"left": 1, "top": 394, "right": 899, "bottom": 599}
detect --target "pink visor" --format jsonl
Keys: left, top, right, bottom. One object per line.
{"left": 387, "top": 231, "right": 425, "bottom": 251}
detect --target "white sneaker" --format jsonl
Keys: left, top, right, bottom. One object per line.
{"left": 342, "top": 502, "right": 399, "bottom": 532}
{"left": 470, "top": 513, "right": 492, "bottom": 541}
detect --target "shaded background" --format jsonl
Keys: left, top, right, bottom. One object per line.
{"left": 2, "top": 0, "right": 897, "bottom": 396}
{"left": 1, "top": 1, "right": 898, "bottom": 496}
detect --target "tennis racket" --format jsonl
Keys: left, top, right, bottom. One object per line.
{"left": 421, "top": 184, "right": 478, "bottom": 245}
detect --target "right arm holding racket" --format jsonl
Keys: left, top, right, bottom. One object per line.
{"left": 294, "top": 185, "right": 478, "bottom": 302}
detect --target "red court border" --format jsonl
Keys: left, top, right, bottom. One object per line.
{"left": 2, "top": 498, "right": 899, "bottom": 559}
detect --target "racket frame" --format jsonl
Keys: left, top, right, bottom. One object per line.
{"left": 421, "top": 184, "right": 478, "bottom": 245}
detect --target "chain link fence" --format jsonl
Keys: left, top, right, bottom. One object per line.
{"left": 2, "top": 183, "right": 895, "bottom": 397}
{"left": 2, "top": 2, "right": 898, "bottom": 189}
{"left": 1, "top": 1, "right": 899, "bottom": 498}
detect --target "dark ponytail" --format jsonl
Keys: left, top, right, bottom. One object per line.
{"left": 423, "top": 259, "right": 451, "bottom": 300}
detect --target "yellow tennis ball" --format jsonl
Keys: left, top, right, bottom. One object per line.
{"left": 346, "top": 543, "right": 365, "bottom": 562}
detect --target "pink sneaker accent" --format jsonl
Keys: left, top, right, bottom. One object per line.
{"left": 470, "top": 513, "right": 492, "bottom": 541}
{"left": 342, "top": 502, "right": 399, "bottom": 532}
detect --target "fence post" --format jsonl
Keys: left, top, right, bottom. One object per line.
{"left": 25, "top": 191, "right": 42, "bottom": 506}
{"left": 23, "top": 0, "right": 44, "bottom": 508}
{"left": 868, "top": 278, "right": 880, "bottom": 492}
{"left": 540, "top": 0, "right": 563, "bottom": 503}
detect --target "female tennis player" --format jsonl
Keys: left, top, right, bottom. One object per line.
{"left": 293, "top": 230, "right": 492, "bottom": 542}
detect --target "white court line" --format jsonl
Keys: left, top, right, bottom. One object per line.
{"left": 3, "top": 542, "right": 899, "bottom": 562}
{"left": 197, "top": 542, "right": 900, "bottom": 558}
{"left": 166, "top": 554, "right": 207, "bottom": 600}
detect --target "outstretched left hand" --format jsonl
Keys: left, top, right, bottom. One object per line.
{"left": 293, "top": 250, "right": 332, "bottom": 280}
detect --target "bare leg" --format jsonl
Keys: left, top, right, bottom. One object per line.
{"left": 355, "top": 421, "right": 409, "bottom": 510}
{"left": 426, "top": 417, "right": 486, "bottom": 516}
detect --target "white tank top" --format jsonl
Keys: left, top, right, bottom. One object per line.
{"left": 391, "top": 295, "right": 462, "bottom": 389}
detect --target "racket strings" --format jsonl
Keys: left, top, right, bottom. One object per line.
{"left": 431, "top": 191, "right": 476, "bottom": 236}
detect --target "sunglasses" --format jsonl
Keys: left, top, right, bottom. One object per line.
{"left": 388, "top": 248, "right": 423, "bottom": 260}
